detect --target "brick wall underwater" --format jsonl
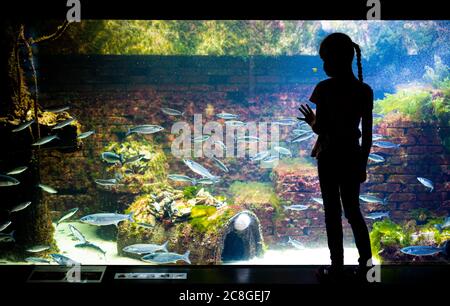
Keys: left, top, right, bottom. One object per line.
{"left": 37, "top": 55, "right": 449, "bottom": 246}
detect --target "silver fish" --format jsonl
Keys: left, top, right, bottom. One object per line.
{"left": 261, "top": 155, "right": 279, "bottom": 163}
{"left": 25, "top": 257, "right": 51, "bottom": 264}
{"left": 273, "top": 146, "right": 292, "bottom": 156}
{"left": 38, "top": 183, "right": 57, "bottom": 194}
{"left": 216, "top": 112, "right": 239, "bottom": 120}
{"left": 77, "top": 130, "right": 95, "bottom": 139}
{"left": 290, "top": 132, "right": 314, "bottom": 143}
{"left": 52, "top": 117, "right": 76, "bottom": 130}
{"left": 183, "top": 159, "right": 217, "bottom": 180}
{"left": 126, "top": 125, "right": 164, "bottom": 136}
{"left": 168, "top": 174, "right": 196, "bottom": 184}
{"left": 32, "top": 135, "right": 59, "bottom": 146}
{"left": 292, "top": 129, "right": 311, "bottom": 136}
{"left": 365, "top": 211, "right": 390, "bottom": 220}
{"left": 123, "top": 241, "right": 169, "bottom": 255}
{"left": 400, "top": 242, "right": 448, "bottom": 256}
{"left": 288, "top": 237, "right": 306, "bottom": 250}
{"left": 196, "top": 177, "right": 219, "bottom": 185}
{"left": 372, "top": 134, "right": 385, "bottom": 141}
{"left": 283, "top": 204, "right": 309, "bottom": 211}
{"left": 94, "top": 178, "right": 119, "bottom": 186}
{"left": 12, "top": 119, "right": 35, "bottom": 132}
{"left": 0, "top": 175, "right": 20, "bottom": 187}
{"left": 141, "top": 250, "right": 191, "bottom": 264}
{"left": 44, "top": 106, "right": 70, "bottom": 113}
{"left": 368, "top": 153, "right": 385, "bottom": 163}
{"left": 101, "top": 152, "right": 123, "bottom": 164}
{"left": 192, "top": 135, "right": 211, "bottom": 143}
{"left": 69, "top": 224, "right": 87, "bottom": 243}
{"left": 161, "top": 107, "right": 184, "bottom": 116}
{"left": 56, "top": 208, "right": 79, "bottom": 226}
{"left": 359, "top": 194, "right": 387, "bottom": 205}
{"left": 417, "top": 177, "right": 434, "bottom": 192}
{"left": 213, "top": 140, "right": 227, "bottom": 150}
{"left": 137, "top": 222, "right": 154, "bottom": 229}
{"left": 9, "top": 201, "right": 32, "bottom": 213}
{"left": 224, "top": 120, "right": 246, "bottom": 127}
{"left": 311, "top": 197, "right": 324, "bottom": 205}
{"left": 211, "top": 157, "right": 229, "bottom": 173}
{"left": 373, "top": 141, "right": 400, "bottom": 149}
{"left": 124, "top": 154, "right": 145, "bottom": 164}
{"left": 80, "top": 212, "right": 134, "bottom": 226}
{"left": 272, "top": 118, "right": 298, "bottom": 126}
{"left": 6, "top": 166, "right": 28, "bottom": 175}
{"left": 236, "top": 136, "right": 259, "bottom": 143}
{"left": 0, "top": 231, "right": 15, "bottom": 243}
{"left": 50, "top": 254, "right": 79, "bottom": 266}
{"left": 75, "top": 242, "right": 106, "bottom": 256}
{"left": 250, "top": 150, "right": 270, "bottom": 161}
{"left": 0, "top": 221, "right": 12, "bottom": 232}
{"left": 26, "top": 245, "right": 50, "bottom": 253}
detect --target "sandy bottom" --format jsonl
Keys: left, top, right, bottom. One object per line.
{"left": 1, "top": 221, "right": 374, "bottom": 265}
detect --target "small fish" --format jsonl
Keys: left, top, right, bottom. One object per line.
{"left": 196, "top": 177, "right": 219, "bottom": 185}
{"left": 77, "top": 130, "right": 95, "bottom": 139}
{"left": 365, "top": 211, "right": 390, "bottom": 220}
{"left": 192, "top": 135, "right": 211, "bottom": 143}
{"left": 417, "top": 177, "right": 434, "bottom": 192}
{"left": 25, "top": 257, "right": 51, "bottom": 264}
{"left": 101, "top": 152, "right": 123, "bottom": 164}
{"left": 9, "top": 201, "right": 32, "bottom": 213}
{"left": 0, "top": 174, "right": 20, "bottom": 187}
{"left": 236, "top": 136, "right": 259, "bottom": 143}
{"left": 12, "top": 119, "right": 35, "bottom": 132}
{"left": 126, "top": 125, "right": 164, "bottom": 136}
{"left": 372, "top": 141, "right": 400, "bottom": 149}
{"left": 283, "top": 204, "right": 309, "bottom": 211}
{"left": 368, "top": 153, "right": 385, "bottom": 163}
{"left": 161, "top": 107, "right": 184, "bottom": 116}
{"left": 26, "top": 245, "right": 50, "bottom": 253}
{"left": 44, "top": 106, "right": 70, "bottom": 113}
{"left": 434, "top": 217, "right": 450, "bottom": 233}
{"left": 75, "top": 242, "right": 106, "bottom": 256}
{"left": 38, "top": 183, "right": 57, "bottom": 194}
{"left": 290, "top": 132, "right": 314, "bottom": 143}
{"left": 224, "top": 120, "right": 246, "bottom": 127}
{"left": 50, "top": 254, "right": 79, "bottom": 266}
{"left": 137, "top": 222, "right": 154, "bottom": 229}
{"left": 250, "top": 150, "right": 270, "bottom": 162}
{"left": 213, "top": 140, "right": 227, "bottom": 150}
{"left": 80, "top": 212, "right": 134, "bottom": 226}
{"left": 359, "top": 194, "right": 387, "bottom": 205}
{"left": 273, "top": 146, "right": 292, "bottom": 156}
{"left": 216, "top": 112, "right": 239, "bottom": 120}
{"left": 32, "top": 135, "right": 59, "bottom": 146}
{"left": 123, "top": 241, "right": 169, "bottom": 255}
{"left": 292, "top": 129, "right": 312, "bottom": 136}
{"left": 168, "top": 174, "right": 196, "bottom": 184}
{"left": 0, "top": 221, "right": 12, "bottom": 232}
{"left": 52, "top": 117, "right": 76, "bottom": 130}
{"left": 141, "top": 250, "right": 191, "bottom": 264}
{"left": 94, "top": 178, "right": 119, "bottom": 186}
{"left": 68, "top": 224, "right": 87, "bottom": 243}
{"left": 183, "top": 159, "right": 217, "bottom": 180}
{"left": 272, "top": 118, "right": 298, "bottom": 126}
{"left": 372, "top": 134, "right": 385, "bottom": 141}
{"left": 400, "top": 241, "right": 448, "bottom": 256}
{"left": 288, "top": 237, "right": 306, "bottom": 250}
{"left": 0, "top": 231, "right": 15, "bottom": 243}
{"left": 6, "top": 166, "right": 28, "bottom": 175}
{"left": 311, "top": 197, "right": 324, "bottom": 205}
{"left": 261, "top": 155, "right": 279, "bottom": 163}
{"left": 123, "top": 154, "right": 145, "bottom": 164}
{"left": 211, "top": 157, "right": 229, "bottom": 173}
{"left": 56, "top": 208, "right": 79, "bottom": 226}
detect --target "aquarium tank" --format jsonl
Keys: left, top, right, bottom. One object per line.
{"left": 0, "top": 20, "right": 449, "bottom": 266}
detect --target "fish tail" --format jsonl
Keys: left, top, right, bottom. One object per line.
{"left": 125, "top": 129, "right": 131, "bottom": 137}
{"left": 383, "top": 198, "right": 388, "bottom": 205}
{"left": 9, "top": 230, "right": 15, "bottom": 239}
{"left": 128, "top": 212, "right": 134, "bottom": 223}
{"left": 183, "top": 250, "right": 191, "bottom": 264}
{"left": 435, "top": 224, "right": 443, "bottom": 233}
{"left": 191, "top": 179, "right": 197, "bottom": 186}
{"left": 161, "top": 241, "right": 169, "bottom": 252}
{"left": 283, "top": 205, "right": 288, "bottom": 211}
{"left": 441, "top": 240, "right": 449, "bottom": 256}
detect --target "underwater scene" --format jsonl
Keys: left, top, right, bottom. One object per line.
{"left": 0, "top": 20, "right": 449, "bottom": 265}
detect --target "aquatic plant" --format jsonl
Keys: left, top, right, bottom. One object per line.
{"left": 369, "top": 219, "right": 412, "bottom": 260}
{"left": 183, "top": 186, "right": 201, "bottom": 200}
{"left": 229, "top": 181, "right": 281, "bottom": 209}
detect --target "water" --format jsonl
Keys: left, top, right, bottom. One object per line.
{"left": 0, "top": 20, "right": 449, "bottom": 266}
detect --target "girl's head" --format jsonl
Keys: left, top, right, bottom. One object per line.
{"left": 319, "top": 33, "right": 363, "bottom": 82}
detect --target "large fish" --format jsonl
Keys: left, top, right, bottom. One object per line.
{"left": 32, "top": 135, "right": 59, "bottom": 146}
{"left": 224, "top": 120, "right": 246, "bottom": 127}
{"left": 69, "top": 224, "right": 87, "bottom": 243}
{"left": 56, "top": 208, "right": 79, "bottom": 226}
{"left": 12, "top": 119, "right": 35, "bottom": 132}
{"left": 94, "top": 178, "right": 119, "bottom": 186}
{"left": 283, "top": 204, "right": 309, "bottom": 211}
{"left": 126, "top": 125, "right": 164, "bottom": 136}
{"left": 168, "top": 174, "right": 196, "bottom": 184}
{"left": 80, "top": 212, "right": 134, "bottom": 226}
{"left": 161, "top": 107, "right": 184, "bottom": 116}
{"left": 211, "top": 157, "right": 229, "bottom": 173}
{"left": 123, "top": 241, "right": 169, "bottom": 255}
{"left": 38, "top": 183, "right": 57, "bottom": 194}
{"left": 50, "top": 254, "right": 79, "bottom": 266}
{"left": 183, "top": 159, "right": 217, "bottom": 180}
{"left": 273, "top": 146, "right": 292, "bottom": 157}
{"left": 25, "top": 257, "right": 51, "bottom": 264}
{"left": 368, "top": 153, "right": 385, "bottom": 163}
{"left": 9, "top": 201, "right": 32, "bottom": 213}
{"left": 26, "top": 245, "right": 50, "bottom": 253}
{"left": 216, "top": 112, "right": 239, "bottom": 120}
{"left": 365, "top": 211, "right": 390, "bottom": 220}
{"left": 417, "top": 177, "right": 434, "bottom": 192}
{"left": 6, "top": 166, "right": 28, "bottom": 175}
{"left": 372, "top": 141, "right": 400, "bottom": 149}
{"left": 101, "top": 152, "right": 123, "bottom": 164}
{"left": 0, "top": 175, "right": 20, "bottom": 187}
{"left": 0, "top": 231, "right": 15, "bottom": 243}
{"left": 311, "top": 197, "right": 324, "bottom": 205}
{"left": 250, "top": 150, "right": 270, "bottom": 162}
{"left": 290, "top": 132, "right": 314, "bottom": 143}
{"left": 272, "top": 118, "right": 298, "bottom": 126}
{"left": 141, "top": 250, "right": 191, "bottom": 264}
{"left": 75, "top": 242, "right": 107, "bottom": 257}
{"left": 77, "top": 130, "right": 95, "bottom": 139}
{"left": 52, "top": 117, "right": 76, "bottom": 130}
{"left": 359, "top": 194, "right": 387, "bottom": 205}
{"left": 0, "top": 221, "right": 12, "bottom": 232}
{"left": 236, "top": 136, "right": 259, "bottom": 143}
{"left": 400, "top": 242, "right": 448, "bottom": 256}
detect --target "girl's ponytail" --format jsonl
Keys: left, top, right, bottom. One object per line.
{"left": 353, "top": 42, "right": 363, "bottom": 82}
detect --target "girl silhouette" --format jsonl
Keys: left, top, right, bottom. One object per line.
{"left": 298, "top": 33, "right": 373, "bottom": 281}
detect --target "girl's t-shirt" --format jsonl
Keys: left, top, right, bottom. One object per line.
{"left": 309, "top": 76, "right": 373, "bottom": 158}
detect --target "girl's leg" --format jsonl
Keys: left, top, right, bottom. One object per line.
{"left": 318, "top": 156, "right": 344, "bottom": 267}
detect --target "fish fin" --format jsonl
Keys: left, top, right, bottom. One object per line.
{"left": 283, "top": 205, "right": 287, "bottom": 211}
{"left": 161, "top": 241, "right": 169, "bottom": 252}
{"left": 128, "top": 212, "right": 134, "bottom": 223}
{"left": 191, "top": 179, "right": 197, "bottom": 186}
{"left": 125, "top": 129, "right": 131, "bottom": 137}
{"left": 9, "top": 230, "right": 15, "bottom": 238}
{"left": 183, "top": 250, "right": 191, "bottom": 264}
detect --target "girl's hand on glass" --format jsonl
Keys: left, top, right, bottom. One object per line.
{"left": 298, "top": 104, "right": 316, "bottom": 127}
